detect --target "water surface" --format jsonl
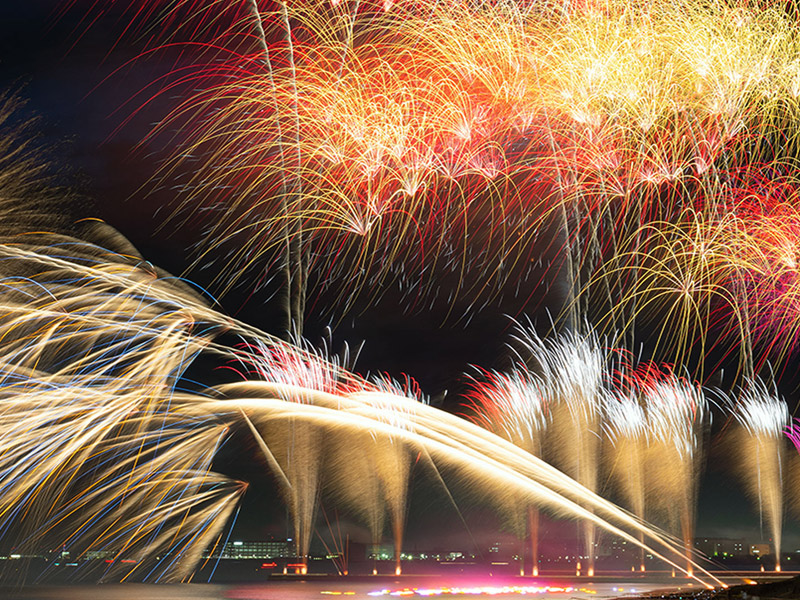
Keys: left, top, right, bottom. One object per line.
{"left": 0, "top": 578, "right": 688, "bottom": 600}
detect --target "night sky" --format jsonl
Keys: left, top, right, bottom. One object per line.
{"left": 0, "top": 2, "right": 798, "bottom": 554}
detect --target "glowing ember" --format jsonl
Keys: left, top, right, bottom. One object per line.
{"left": 366, "top": 586, "right": 596, "bottom": 597}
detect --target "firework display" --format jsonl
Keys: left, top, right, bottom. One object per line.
{"left": 63, "top": 0, "right": 800, "bottom": 366}
{"left": 0, "top": 95, "right": 724, "bottom": 585}
{"left": 0, "top": 236, "right": 723, "bottom": 584}
{"left": 6, "top": 0, "right": 800, "bottom": 587}
{"left": 729, "top": 380, "right": 790, "bottom": 571}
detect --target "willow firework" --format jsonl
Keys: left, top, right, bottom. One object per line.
{"left": 56, "top": 0, "right": 800, "bottom": 372}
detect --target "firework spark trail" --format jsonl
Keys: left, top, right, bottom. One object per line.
{"left": 594, "top": 172, "right": 800, "bottom": 378}
{"left": 729, "top": 379, "right": 789, "bottom": 572}
{"left": 784, "top": 418, "right": 800, "bottom": 531}
{"left": 0, "top": 261, "right": 248, "bottom": 582}
{"left": 0, "top": 94, "right": 247, "bottom": 579}
{"left": 723, "top": 187, "right": 800, "bottom": 371}
{"left": 233, "top": 335, "right": 423, "bottom": 573}
{"left": 325, "top": 429, "right": 387, "bottom": 567}
{"left": 589, "top": 202, "right": 770, "bottom": 381}
{"left": 227, "top": 337, "right": 374, "bottom": 568}
{"left": 465, "top": 367, "right": 548, "bottom": 575}
{"left": 464, "top": 332, "right": 710, "bottom": 577}
{"left": 353, "top": 376, "right": 428, "bottom": 576}
{"left": 0, "top": 233, "right": 729, "bottom": 586}
{"left": 640, "top": 368, "right": 708, "bottom": 577}
{"left": 604, "top": 366, "right": 649, "bottom": 572}
{"left": 0, "top": 205, "right": 714, "bottom": 583}
{"left": 510, "top": 327, "right": 604, "bottom": 576}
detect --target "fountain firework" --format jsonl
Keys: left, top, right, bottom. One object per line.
{"left": 641, "top": 369, "right": 708, "bottom": 577}
{"left": 730, "top": 380, "right": 789, "bottom": 572}
{"left": 513, "top": 328, "right": 604, "bottom": 577}
{"left": 234, "top": 341, "right": 419, "bottom": 574}
{"left": 467, "top": 367, "right": 548, "bottom": 575}
{"left": 233, "top": 340, "right": 347, "bottom": 569}
{"left": 604, "top": 376, "right": 649, "bottom": 572}
{"left": 466, "top": 337, "right": 713, "bottom": 578}
{"left": 362, "top": 376, "right": 425, "bottom": 576}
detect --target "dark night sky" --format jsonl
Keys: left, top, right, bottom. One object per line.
{"left": 1, "top": 1, "right": 798, "bottom": 553}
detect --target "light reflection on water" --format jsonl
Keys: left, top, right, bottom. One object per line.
{"left": 1, "top": 579, "right": 666, "bottom": 600}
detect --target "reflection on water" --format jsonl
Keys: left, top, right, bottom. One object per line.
{"left": 0, "top": 579, "right": 672, "bottom": 600}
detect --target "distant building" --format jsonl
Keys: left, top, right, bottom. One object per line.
{"left": 750, "top": 543, "right": 771, "bottom": 557}
{"left": 600, "top": 538, "right": 635, "bottom": 559}
{"left": 84, "top": 550, "right": 114, "bottom": 560}
{"left": 367, "top": 544, "right": 395, "bottom": 561}
{"left": 487, "top": 541, "right": 519, "bottom": 560}
{"left": 694, "top": 538, "right": 746, "bottom": 557}
{"left": 215, "top": 539, "right": 295, "bottom": 559}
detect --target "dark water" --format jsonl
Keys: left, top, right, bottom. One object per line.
{"left": 0, "top": 578, "right": 686, "bottom": 600}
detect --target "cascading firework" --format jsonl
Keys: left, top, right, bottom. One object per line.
{"left": 466, "top": 367, "right": 548, "bottom": 575}
{"left": 56, "top": 0, "right": 800, "bottom": 374}
{"left": 730, "top": 379, "right": 789, "bottom": 572}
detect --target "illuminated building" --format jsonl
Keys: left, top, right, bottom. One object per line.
{"left": 215, "top": 539, "right": 295, "bottom": 559}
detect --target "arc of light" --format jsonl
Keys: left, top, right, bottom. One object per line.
{"left": 241, "top": 409, "right": 292, "bottom": 492}
{"left": 193, "top": 387, "right": 723, "bottom": 589}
